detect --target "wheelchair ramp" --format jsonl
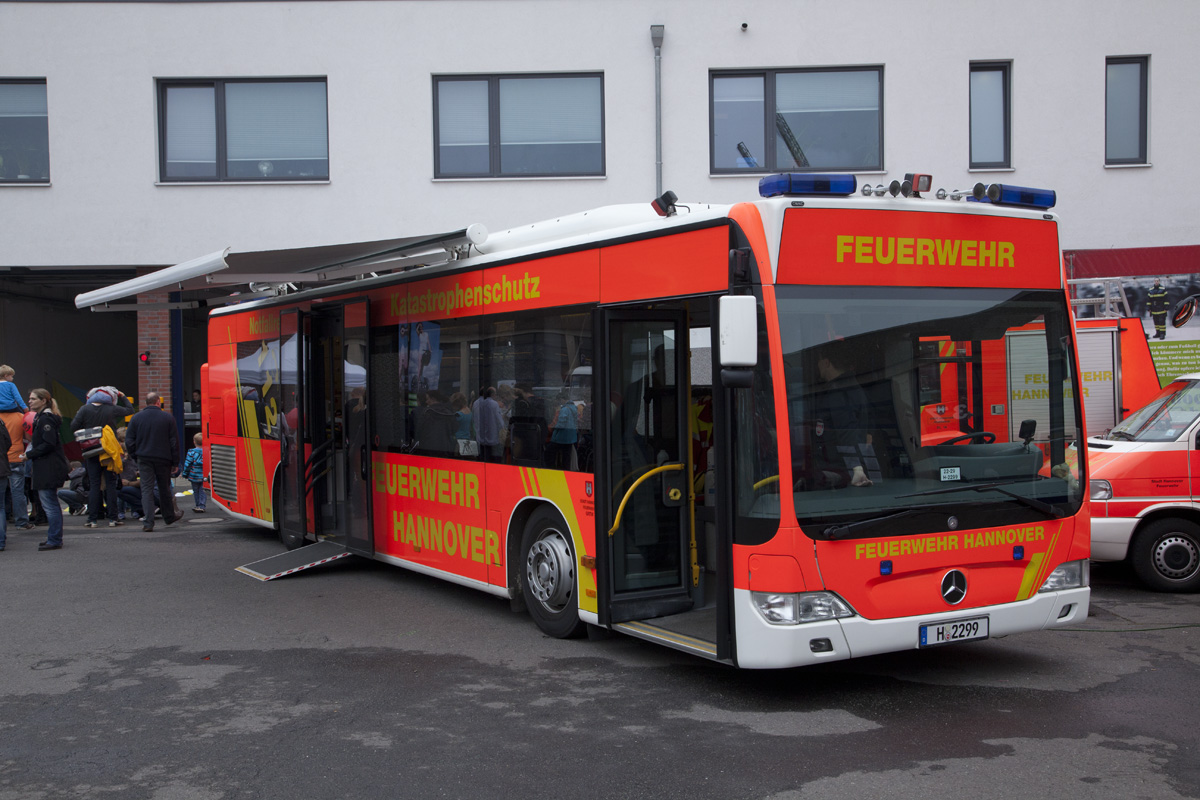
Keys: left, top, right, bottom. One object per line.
{"left": 236, "top": 540, "right": 352, "bottom": 581}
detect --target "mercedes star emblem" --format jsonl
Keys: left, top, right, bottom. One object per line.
{"left": 941, "top": 569, "right": 967, "bottom": 605}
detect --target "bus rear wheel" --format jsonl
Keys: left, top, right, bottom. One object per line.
{"left": 520, "top": 508, "right": 586, "bottom": 639}
{"left": 1131, "top": 518, "right": 1200, "bottom": 592}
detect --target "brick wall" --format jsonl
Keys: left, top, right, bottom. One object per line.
{"left": 137, "top": 289, "right": 173, "bottom": 410}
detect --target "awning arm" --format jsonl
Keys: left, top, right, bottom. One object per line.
{"left": 89, "top": 300, "right": 202, "bottom": 313}
{"left": 74, "top": 248, "right": 230, "bottom": 309}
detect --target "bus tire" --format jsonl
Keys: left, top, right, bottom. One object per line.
{"left": 520, "top": 507, "right": 586, "bottom": 639}
{"left": 1131, "top": 518, "right": 1200, "bottom": 592}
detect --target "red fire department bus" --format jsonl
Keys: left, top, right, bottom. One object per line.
{"left": 197, "top": 174, "right": 1090, "bottom": 668}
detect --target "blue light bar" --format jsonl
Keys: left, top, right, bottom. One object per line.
{"left": 759, "top": 173, "right": 858, "bottom": 198}
{"left": 970, "top": 182, "right": 1057, "bottom": 210}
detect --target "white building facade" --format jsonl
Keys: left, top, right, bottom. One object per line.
{"left": 1, "top": 0, "right": 1198, "bottom": 395}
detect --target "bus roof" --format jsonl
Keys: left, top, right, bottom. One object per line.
{"left": 75, "top": 181, "right": 1060, "bottom": 315}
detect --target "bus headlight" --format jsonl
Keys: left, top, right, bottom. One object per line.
{"left": 1089, "top": 480, "right": 1112, "bottom": 501}
{"left": 1038, "top": 560, "right": 1090, "bottom": 592}
{"left": 751, "top": 591, "right": 854, "bottom": 625}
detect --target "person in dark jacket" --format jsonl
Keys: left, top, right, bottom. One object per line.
{"left": 125, "top": 391, "right": 179, "bottom": 532}
{"left": 70, "top": 386, "right": 126, "bottom": 528}
{"left": 26, "top": 388, "right": 69, "bottom": 550}
{"left": 414, "top": 390, "right": 457, "bottom": 456}
{"left": 0, "top": 419, "right": 9, "bottom": 550}
{"left": 57, "top": 461, "right": 88, "bottom": 515}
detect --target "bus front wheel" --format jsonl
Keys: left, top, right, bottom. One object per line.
{"left": 520, "top": 508, "right": 586, "bottom": 639}
{"left": 1131, "top": 518, "right": 1200, "bottom": 592}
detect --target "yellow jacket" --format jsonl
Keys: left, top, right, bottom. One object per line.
{"left": 99, "top": 425, "right": 123, "bottom": 473}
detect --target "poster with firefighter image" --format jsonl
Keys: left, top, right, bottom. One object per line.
{"left": 1074, "top": 274, "right": 1200, "bottom": 387}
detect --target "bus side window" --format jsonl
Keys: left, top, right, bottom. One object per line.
{"left": 369, "top": 323, "right": 407, "bottom": 452}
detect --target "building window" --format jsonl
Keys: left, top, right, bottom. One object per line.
{"left": 0, "top": 79, "right": 49, "bottom": 183}
{"left": 711, "top": 66, "right": 883, "bottom": 173}
{"left": 433, "top": 73, "right": 604, "bottom": 178}
{"left": 1106, "top": 56, "right": 1148, "bottom": 165}
{"left": 969, "top": 62, "right": 1010, "bottom": 169}
{"left": 158, "top": 78, "right": 329, "bottom": 181}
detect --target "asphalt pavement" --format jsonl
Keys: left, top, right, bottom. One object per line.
{"left": 1, "top": 506, "right": 1198, "bottom": 799}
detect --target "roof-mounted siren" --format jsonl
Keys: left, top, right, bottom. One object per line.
{"left": 758, "top": 173, "right": 857, "bottom": 198}
{"left": 968, "top": 182, "right": 1056, "bottom": 210}
{"left": 863, "top": 172, "right": 934, "bottom": 198}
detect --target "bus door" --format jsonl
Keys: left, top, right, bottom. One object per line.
{"left": 601, "top": 309, "right": 696, "bottom": 624}
{"left": 278, "top": 310, "right": 306, "bottom": 549}
{"left": 285, "top": 300, "right": 374, "bottom": 556}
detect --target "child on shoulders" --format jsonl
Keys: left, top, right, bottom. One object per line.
{"left": 0, "top": 365, "right": 26, "bottom": 413}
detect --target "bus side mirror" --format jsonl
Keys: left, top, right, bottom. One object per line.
{"left": 719, "top": 295, "right": 757, "bottom": 368}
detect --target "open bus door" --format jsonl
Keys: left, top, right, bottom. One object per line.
{"left": 277, "top": 300, "right": 374, "bottom": 556}
{"left": 599, "top": 304, "right": 728, "bottom": 660}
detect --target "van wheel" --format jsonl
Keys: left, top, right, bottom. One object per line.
{"left": 520, "top": 507, "right": 586, "bottom": 638}
{"left": 1131, "top": 518, "right": 1200, "bottom": 592}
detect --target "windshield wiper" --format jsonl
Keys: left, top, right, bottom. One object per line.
{"left": 821, "top": 506, "right": 945, "bottom": 540}
{"left": 897, "top": 480, "right": 1063, "bottom": 518}
{"left": 1107, "top": 430, "right": 1136, "bottom": 442}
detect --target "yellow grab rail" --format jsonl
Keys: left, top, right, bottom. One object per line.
{"left": 752, "top": 474, "right": 780, "bottom": 491}
{"left": 607, "top": 462, "right": 684, "bottom": 536}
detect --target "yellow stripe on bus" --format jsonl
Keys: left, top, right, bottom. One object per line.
{"left": 1016, "top": 552, "right": 1045, "bottom": 600}
{"left": 531, "top": 468, "right": 598, "bottom": 615}
{"left": 229, "top": 329, "right": 273, "bottom": 524}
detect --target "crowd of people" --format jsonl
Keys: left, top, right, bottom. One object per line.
{"left": 0, "top": 365, "right": 207, "bottom": 553}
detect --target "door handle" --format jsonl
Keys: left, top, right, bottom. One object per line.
{"left": 608, "top": 462, "right": 683, "bottom": 536}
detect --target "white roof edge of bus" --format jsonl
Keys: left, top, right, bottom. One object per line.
{"left": 74, "top": 248, "right": 231, "bottom": 309}
{"left": 473, "top": 201, "right": 733, "bottom": 259}
{"left": 208, "top": 202, "right": 734, "bottom": 316}
{"left": 208, "top": 192, "right": 1060, "bottom": 315}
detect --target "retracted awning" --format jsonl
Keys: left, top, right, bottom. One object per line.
{"left": 1065, "top": 243, "right": 1200, "bottom": 280}
{"left": 74, "top": 226, "right": 487, "bottom": 310}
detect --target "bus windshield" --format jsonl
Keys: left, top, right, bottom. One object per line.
{"left": 1105, "top": 379, "right": 1200, "bottom": 443}
{"left": 775, "top": 286, "right": 1084, "bottom": 538}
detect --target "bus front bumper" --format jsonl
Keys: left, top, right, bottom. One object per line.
{"left": 733, "top": 587, "right": 1090, "bottom": 670}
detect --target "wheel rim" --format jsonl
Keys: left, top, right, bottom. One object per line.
{"left": 526, "top": 528, "right": 575, "bottom": 614}
{"left": 1153, "top": 534, "right": 1200, "bottom": 581}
